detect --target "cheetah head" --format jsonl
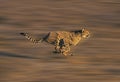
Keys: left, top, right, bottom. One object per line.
{"left": 81, "top": 28, "right": 90, "bottom": 39}
{"left": 72, "top": 28, "right": 90, "bottom": 39}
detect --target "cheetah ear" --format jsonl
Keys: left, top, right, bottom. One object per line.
{"left": 82, "top": 28, "right": 85, "bottom": 32}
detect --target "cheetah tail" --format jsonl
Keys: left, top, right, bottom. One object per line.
{"left": 20, "top": 32, "right": 43, "bottom": 44}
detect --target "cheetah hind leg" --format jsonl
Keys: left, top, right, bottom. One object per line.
{"left": 53, "top": 37, "right": 61, "bottom": 53}
{"left": 54, "top": 46, "right": 61, "bottom": 53}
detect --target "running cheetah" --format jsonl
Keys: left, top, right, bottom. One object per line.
{"left": 20, "top": 28, "right": 90, "bottom": 56}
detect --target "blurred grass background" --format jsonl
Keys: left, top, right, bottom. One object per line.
{"left": 0, "top": 0, "right": 120, "bottom": 82}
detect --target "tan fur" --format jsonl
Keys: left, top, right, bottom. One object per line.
{"left": 20, "top": 28, "right": 90, "bottom": 56}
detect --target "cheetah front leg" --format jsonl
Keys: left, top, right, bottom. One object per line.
{"left": 54, "top": 35, "right": 72, "bottom": 56}
{"left": 60, "top": 44, "right": 72, "bottom": 56}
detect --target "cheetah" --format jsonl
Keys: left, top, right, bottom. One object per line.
{"left": 20, "top": 28, "right": 90, "bottom": 56}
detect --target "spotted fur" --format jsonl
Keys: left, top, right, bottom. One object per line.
{"left": 20, "top": 28, "right": 90, "bottom": 56}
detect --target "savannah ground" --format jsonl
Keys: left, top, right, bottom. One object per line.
{"left": 0, "top": 0, "right": 120, "bottom": 82}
